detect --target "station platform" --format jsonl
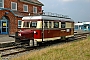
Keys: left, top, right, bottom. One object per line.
{"left": 0, "top": 35, "right": 15, "bottom": 47}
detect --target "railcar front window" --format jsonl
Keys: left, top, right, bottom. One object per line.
{"left": 30, "top": 22, "right": 37, "bottom": 28}
{"left": 23, "top": 22, "right": 29, "bottom": 28}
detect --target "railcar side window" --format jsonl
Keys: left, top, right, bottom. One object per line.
{"left": 23, "top": 22, "right": 29, "bottom": 28}
{"left": 30, "top": 22, "right": 37, "bottom": 28}
{"left": 75, "top": 25, "right": 78, "bottom": 29}
{"left": 54, "top": 22, "right": 59, "bottom": 28}
{"left": 79, "top": 25, "right": 82, "bottom": 29}
{"left": 61, "top": 22, "right": 65, "bottom": 28}
{"left": 44, "top": 21, "right": 48, "bottom": 28}
{"left": 84, "top": 25, "right": 87, "bottom": 29}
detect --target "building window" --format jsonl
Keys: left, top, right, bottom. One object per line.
{"left": 33, "top": 6, "right": 37, "bottom": 13}
{"left": 23, "top": 4, "right": 28, "bottom": 12}
{"left": 54, "top": 22, "right": 59, "bottom": 28}
{"left": 0, "top": 0, "right": 4, "bottom": 8}
{"left": 18, "top": 20, "right": 22, "bottom": 28}
{"left": 11, "top": 2, "right": 17, "bottom": 10}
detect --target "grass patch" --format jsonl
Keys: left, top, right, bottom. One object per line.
{"left": 11, "top": 36, "right": 90, "bottom": 60}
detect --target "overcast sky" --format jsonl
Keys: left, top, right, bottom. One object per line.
{"left": 39, "top": 0, "right": 90, "bottom": 22}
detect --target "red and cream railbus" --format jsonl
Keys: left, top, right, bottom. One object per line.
{"left": 15, "top": 12, "right": 74, "bottom": 47}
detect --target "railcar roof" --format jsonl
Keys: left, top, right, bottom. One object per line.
{"left": 22, "top": 15, "right": 74, "bottom": 22}
{"left": 75, "top": 23, "right": 83, "bottom": 25}
{"left": 83, "top": 22, "right": 90, "bottom": 24}
{"left": 75, "top": 22, "right": 90, "bottom": 25}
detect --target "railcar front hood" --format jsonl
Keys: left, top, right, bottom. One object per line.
{"left": 19, "top": 29, "right": 34, "bottom": 34}
{"left": 18, "top": 29, "right": 34, "bottom": 39}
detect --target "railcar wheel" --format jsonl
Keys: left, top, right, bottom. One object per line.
{"left": 15, "top": 32, "right": 21, "bottom": 44}
{"left": 34, "top": 40, "right": 38, "bottom": 46}
{"left": 15, "top": 38, "right": 20, "bottom": 43}
{"left": 29, "top": 40, "right": 34, "bottom": 47}
{"left": 15, "top": 38, "right": 21, "bottom": 46}
{"left": 66, "top": 38, "right": 69, "bottom": 42}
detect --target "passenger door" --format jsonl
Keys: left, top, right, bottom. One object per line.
{"left": 1, "top": 20, "right": 8, "bottom": 34}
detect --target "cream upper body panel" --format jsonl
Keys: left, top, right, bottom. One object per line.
{"left": 66, "top": 22, "right": 72, "bottom": 28}
{"left": 22, "top": 16, "right": 74, "bottom": 29}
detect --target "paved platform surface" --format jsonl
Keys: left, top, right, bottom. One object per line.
{"left": 0, "top": 35, "right": 15, "bottom": 44}
{"left": 74, "top": 30, "right": 90, "bottom": 34}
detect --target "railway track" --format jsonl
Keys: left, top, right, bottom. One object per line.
{"left": 1, "top": 48, "right": 26, "bottom": 57}
{"left": 0, "top": 46, "right": 26, "bottom": 57}
{"left": 0, "top": 32, "right": 90, "bottom": 59}
{"left": 74, "top": 32, "right": 89, "bottom": 40}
